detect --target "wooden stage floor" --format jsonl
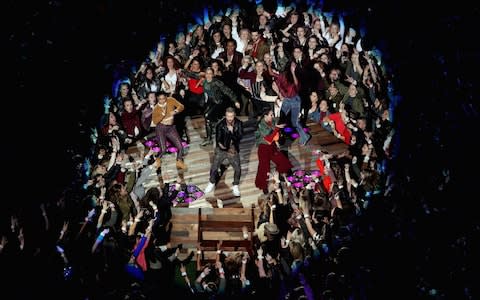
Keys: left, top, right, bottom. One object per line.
{"left": 158, "top": 116, "right": 348, "bottom": 258}
{"left": 157, "top": 116, "right": 348, "bottom": 209}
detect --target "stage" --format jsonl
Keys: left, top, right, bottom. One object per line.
{"left": 142, "top": 116, "right": 349, "bottom": 209}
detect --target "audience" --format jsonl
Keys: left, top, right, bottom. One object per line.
{"left": 2, "top": 2, "right": 477, "bottom": 300}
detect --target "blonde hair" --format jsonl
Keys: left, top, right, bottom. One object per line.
{"left": 290, "top": 228, "right": 306, "bottom": 247}
{"left": 289, "top": 241, "right": 304, "bottom": 261}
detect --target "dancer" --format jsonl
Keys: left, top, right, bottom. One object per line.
{"left": 152, "top": 92, "right": 187, "bottom": 170}
{"left": 254, "top": 107, "right": 293, "bottom": 193}
{"left": 201, "top": 67, "right": 240, "bottom": 146}
{"left": 204, "top": 107, "right": 243, "bottom": 197}
{"left": 268, "top": 61, "right": 311, "bottom": 146}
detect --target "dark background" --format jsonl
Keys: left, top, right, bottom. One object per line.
{"left": 4, "top": 0, "right": 479, "bottom": 297}
{"left": 6, "top": 0, "right": 478, "bottom": 200}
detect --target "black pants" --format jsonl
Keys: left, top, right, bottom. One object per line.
{"left": 187, "top": 92, "right": 205, "bottom": 117}
{"left": 204, "top": 101, "right": 226, "bottom": 140}
{"left": 209, "top": 147, "right": 241, "bottom": 185}
{"left": 252, "top": 98, "right": 273, "bottom": 117}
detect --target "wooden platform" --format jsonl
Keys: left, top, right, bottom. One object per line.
{"left": 154, "top": 117, "right": 348, "bottom": 209}
{"left": 160, "top": 117, "right": 348, "bottom": 258}
{"left": 170, "top": 207, "right": 258, "bottom": 261}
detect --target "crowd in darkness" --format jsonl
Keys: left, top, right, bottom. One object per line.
{"left": 3, "top": 0, "right": 479, "bottom": 299}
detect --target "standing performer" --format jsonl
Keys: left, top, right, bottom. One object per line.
{"left": 201, "top": 67, "right": 240, "bottom": 146}
{"left": 269, "top": 61, "right": 311, "bottom": 146}
{"left": 204, "top": 107, "right": 243, "bottom": 197}
{"left": 254, "top": 108, "right": 293, "bottom": 194}
{"left": 152, "top": 92, "right": 187, "bottom": 170}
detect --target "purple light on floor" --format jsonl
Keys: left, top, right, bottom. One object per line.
{"left": 293, "top": 182, "right": 304, "bottom": 189}
{"left": 294, "top": 170, "right": 305, "bottom": 177}
{"left": 303, "top": 127, "right": 310, "bottom": 133}
{"left": 291, "top": 133, "right": 300, "bottom": 139}
{"left": 182, "top": 141, "right": 189, "bottom": 147}
{"left": 303, "top": 176, "right": 312, "bottom": 183}
{"left": 145, "top": 140, "right": 154, "bottom": 147}
{"left": 284, "top": 127, "right": 293, "bottom": 133}
{"left": 194, "top": 191, "right": 204, "bottom": 198}
{"left": 185, "top": 197, "right": 193, "bottom": 203}
{"left": 152, "top": 147, "right": 161, "bottom": 153}
{"left": 168, "top": 147, "right": 178, "bottom": 153}
{"left": 187, "top": 185, "right": 196, "bottom": 193}
{"left": 286, "top": 176, "right": 294, "bottom": 182}
{"left": 310, "top": 170, "right": 321, "bottom": 177}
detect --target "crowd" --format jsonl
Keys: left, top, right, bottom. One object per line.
{"left": 2, "top": 1, "right": 477, "bottom": 299}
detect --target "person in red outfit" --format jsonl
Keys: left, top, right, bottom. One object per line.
{"left": 323, "top": 112, "right": 352, "bottom": 144}
{"left": 121, "top": 98, "right": 142, "bottom": 145}
{"left": 254, "top": 108, "right": 293, "bottom": 193}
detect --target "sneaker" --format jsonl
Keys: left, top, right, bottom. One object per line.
{"left": 201, "top": 139, "right": 213, "bottom": 146}
{"left": 232, "top": 185, "right": 240, "bottom": 197}
{"left": 204, "top": 182, "right": 215, "bottom": 193}
{"left": 176, "top": 160, "right": 187, "bottom": 170}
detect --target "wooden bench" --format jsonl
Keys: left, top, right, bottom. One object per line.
{"left": 197, "top": 207, "right": 255, "bottom": 262}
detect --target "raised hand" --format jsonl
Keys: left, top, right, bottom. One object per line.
{"left": 86, "top": 208, "right": 96, "bottom": 222}
{"left": 203, "top": 266, "right": 211, "bottom": 275}
{"left": 1, "top": 235, "right": 8, "bottom": 252}
{"left": 100, "top": 228, "right": 110, "bottom": 237}
{"left": 103, "top": 97, "right": 112, "bottom": 111}
{"left": 180, "top": 263, "right": 187, "bottom": 273}
{"left": 61, "top": 221, "right": 69, "bottom": 235}
{"left": 290, "top": 61, "right": 297, "bottom": 74}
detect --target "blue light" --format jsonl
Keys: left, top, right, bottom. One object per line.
{"left": 112, "top": 79, "right": 122, "bottom": 97}
{"left": 203, "top": 7, "right": 210, "bottom": 24}
{"left": 193, "top": 13, "right": 203, "bottom": 25}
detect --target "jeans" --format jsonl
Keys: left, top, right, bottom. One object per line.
{"left": 281, "top": 95, "right": 310, "bottom": 144}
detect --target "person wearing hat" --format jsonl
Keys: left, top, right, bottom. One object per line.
{"left": 258, "top": 222, "right": 281, "bottom": 260}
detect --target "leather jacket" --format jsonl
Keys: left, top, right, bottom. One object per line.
{"left": 215, "top": 117, "right": 243, "bottom": 153}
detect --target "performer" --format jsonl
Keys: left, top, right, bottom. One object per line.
{"left": 201, "top": 67, "right": 240, "bottom": 146}
{"left": 152, "top": 91, "right": 187, "bottom": 170}
{"left": 204, "top": 107, "right": 243, "bottom": 197}
{"left": 269, "top": 61, "right": 311, "bottom": 146}
{"left": 254, "top": 108, "right": 293, "bottom": 193}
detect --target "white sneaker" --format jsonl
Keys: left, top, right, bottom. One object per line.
{"left": 204, "top": 182, "right": 215, "bottom": 194}
{"left": 232, "top": 185, "right": 240, "bottom": 197}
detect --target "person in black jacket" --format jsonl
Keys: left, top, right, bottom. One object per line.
{"left": 204, "top": 107, "right": 243, "bottom": 197}
{"left": 201, "top": 67, "right": 240, "bottom": 146}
